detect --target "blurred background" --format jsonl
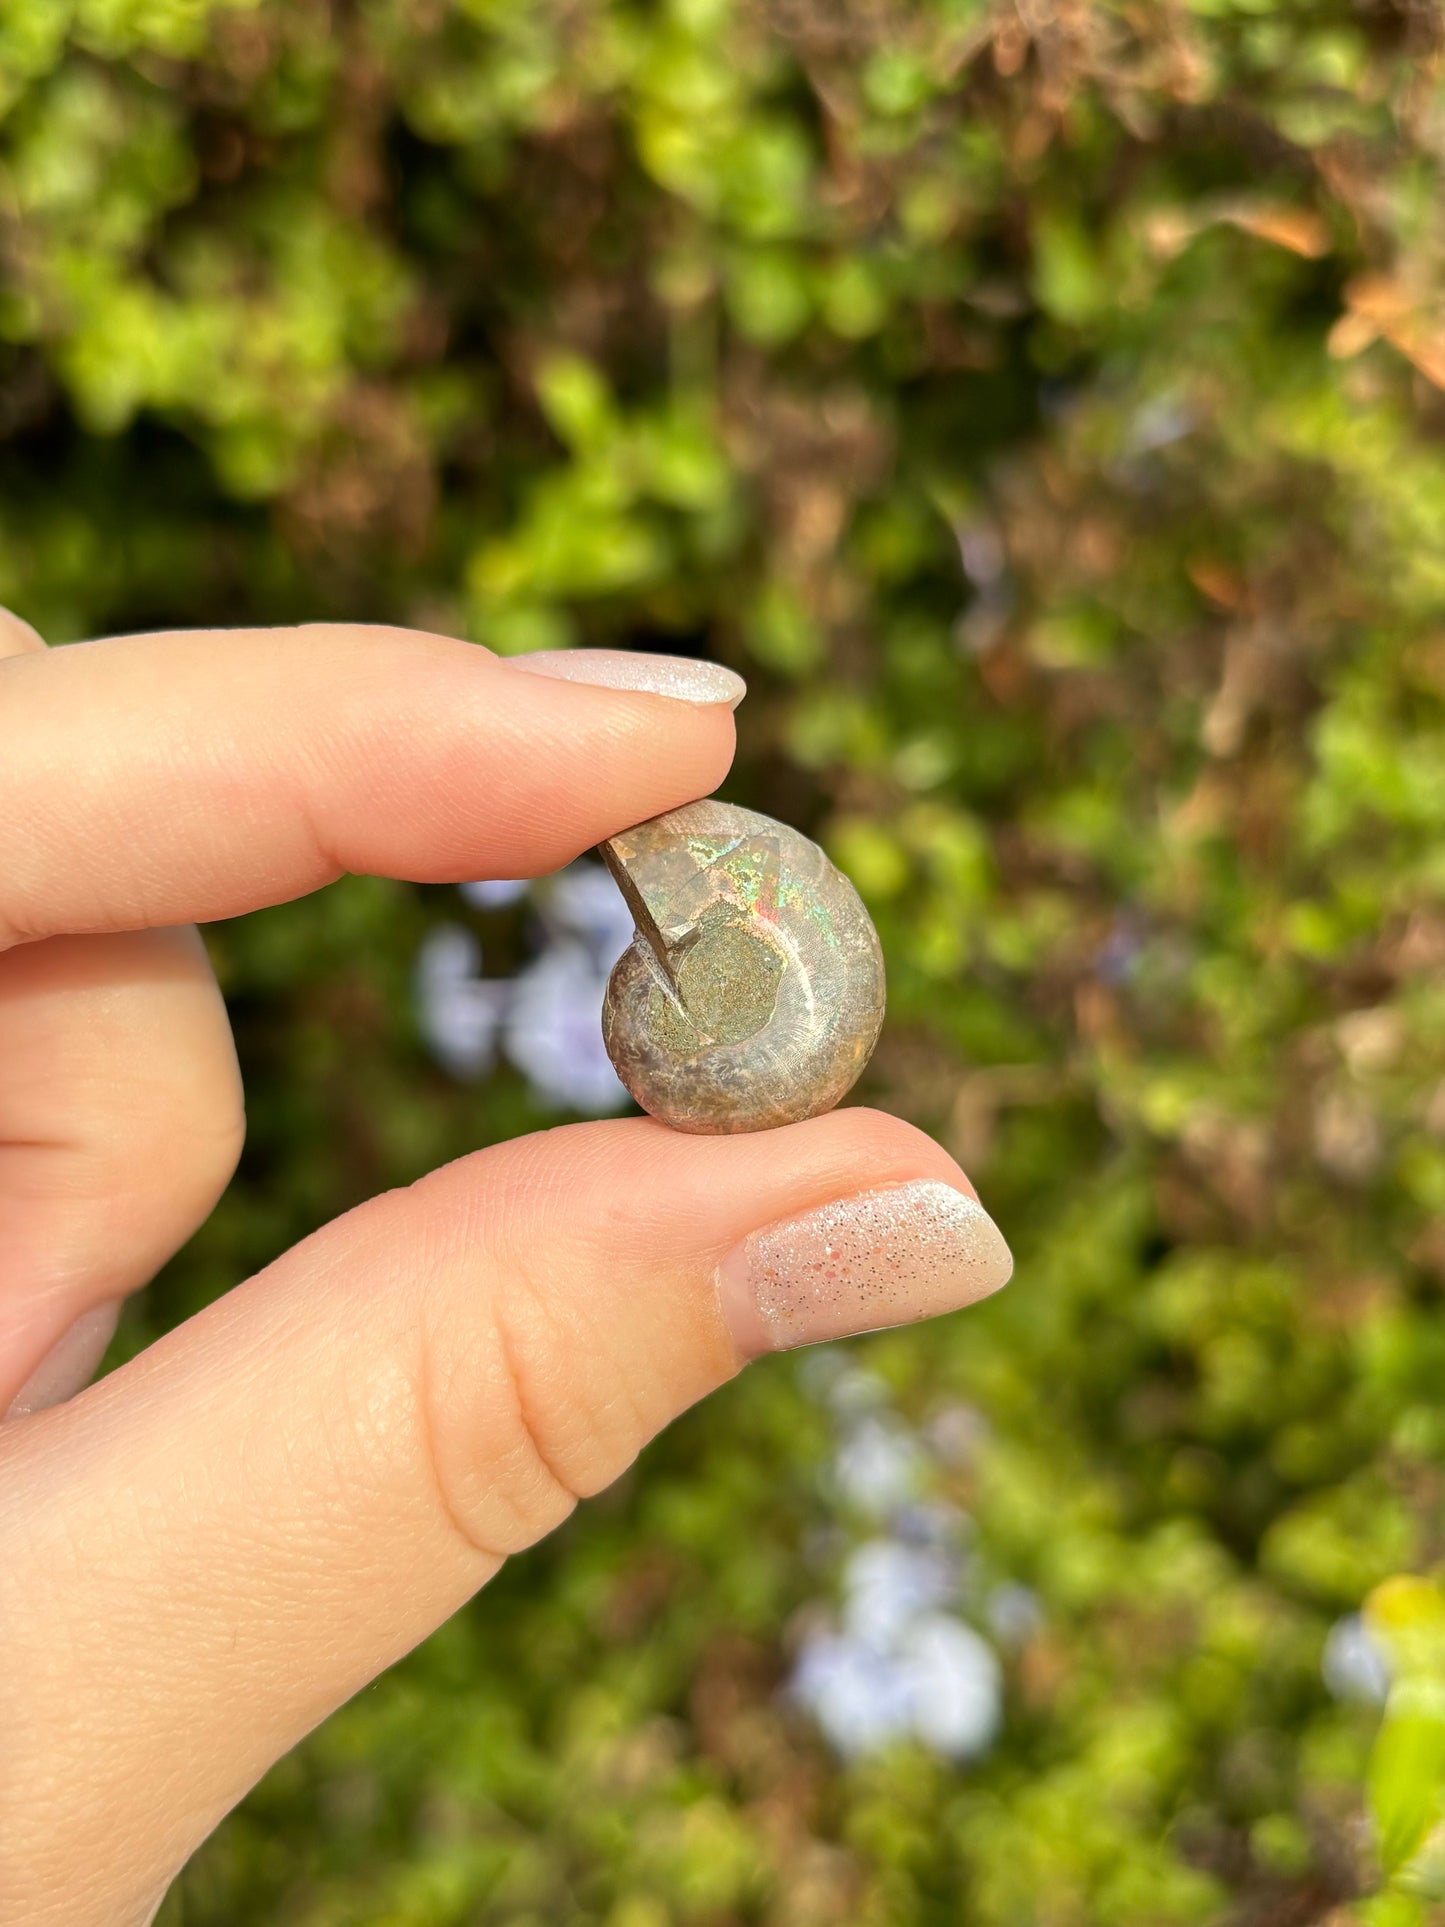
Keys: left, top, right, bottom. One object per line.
{"left": 7, "top": 1, "right": 1445, "bottom": 1920}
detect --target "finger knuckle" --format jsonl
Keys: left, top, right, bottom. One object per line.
{"left": 403, "top": 1152, "right": 667, "bottom": 1568}
{"left": 415, "top": 1255, "right": 591, "bottom": 1564}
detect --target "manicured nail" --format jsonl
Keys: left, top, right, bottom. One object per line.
{"left": 717, "top": 1180, "right": 1013, "bottom": 1357}
{"left": 5, "top": 1301, "right": 122, "bottom": 1419}
{"left": 509, "top": 648, "right": 746, "bottom": 709}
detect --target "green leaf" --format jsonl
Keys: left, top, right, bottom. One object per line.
{"left": 1032, "top": 210, "right": 1111, "bottom": 327}
{"left": 1369, "top": 1681, "right": 1445, "bottom": 1876}
{"left": 746, "top": 580, "right": 822, "bottom": 677}
{"left": 535, "top": 353, "right": 616, "bottom": 451}
{"left": 724, "top": 248, "right": 811, "bottom": 345}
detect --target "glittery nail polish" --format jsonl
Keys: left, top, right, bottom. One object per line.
{"left": 716, "top": 1180, "right": 1013, "bottom": 1357}
{"left": 509, "top": 648, "right": 746, "bottom": 709}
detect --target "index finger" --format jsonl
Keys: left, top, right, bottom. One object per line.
{"left": 0, "top": 625, "right": 741, "bottom": 948}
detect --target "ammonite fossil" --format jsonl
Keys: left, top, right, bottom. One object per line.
{"left": 598, "top": 800, "right": 886, "bottom": 1134}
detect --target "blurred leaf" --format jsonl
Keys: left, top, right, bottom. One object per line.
{"left": 536, "top": 353, "right": 617, "bottom": 451}
{"left": 1369, "top": 1681, "right": 1445, "bottom": 1877}
{"left": 12, "top": 2, "right": 1445, "bottom": 1919}
{"left": 1032, "top": 210, "right": 1111, "bottom": 327}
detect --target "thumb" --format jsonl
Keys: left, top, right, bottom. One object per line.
{"left": 0, "top": 1109, "right": 1011, "bottom": 1927}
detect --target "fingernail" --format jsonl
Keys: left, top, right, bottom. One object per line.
{"left": 5, "top": 1300, "right": 123, "bottom": 1419}
{"left": 717, "top": 1180, "right": 1013, "bottom": 1357}
{"left": 509, "top": 648, "right": 746, "bottom": 709}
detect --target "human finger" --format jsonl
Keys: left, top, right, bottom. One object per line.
{"left": 0, "top": 604, "right": 243, "bottom": 1409}
{"left": 0, "top": 927, "right": 243, "bottom": 1412}
{"left": 0, "top": 623, "right": 734, "bottom": 1399}
{"left": 0, "top": 604, "right": 47, "bottom": 657}
{"left": 0, "top": 624, "right": 741, "bottom": 948}
{"left": 0, "top": 1109, "right": 1012, "bottom": 1927}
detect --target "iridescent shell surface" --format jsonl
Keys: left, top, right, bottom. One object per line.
{"left": 599, "top": 801, "right": 886, "bottom": 1134}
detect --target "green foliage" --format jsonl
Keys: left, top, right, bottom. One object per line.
{"left": 8, "top": 0, "right": 1445, "bottom": 1920}
{"left": 1364, "top": 1581, "right": 1445, "bottom": 1892}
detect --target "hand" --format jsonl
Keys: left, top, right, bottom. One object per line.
{"left": 0, "top": 613, "right": 1012, "bottom": 1927}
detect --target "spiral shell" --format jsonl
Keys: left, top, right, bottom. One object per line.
{"left": 599, "top": 800, "right": 886, "bottom": 1134}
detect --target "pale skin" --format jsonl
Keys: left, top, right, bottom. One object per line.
{"left": 0, "top": 613, "right": 987, "bottom": 1926}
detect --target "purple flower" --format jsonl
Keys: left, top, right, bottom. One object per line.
{"left": 788, "top": 1331, "right": 1011, "bottom": 1764}
{"left": 892, "top": 1498, "right": 972, "bottom": 1549}
{"left": 458, "top": 877, "right": 530, "bottom": 910}
{"left": 956, "top": 521, "right": 1006, "bottom": 591}
{"left": 503, "top": 940, "right": 629, "bottom": 1114}
{"left": 923, "top": 1399, "right": 991, "bottom": 1467}
{"left": 894, "top": 1615, "right": 1003, "bottom": 1760}
{"left": 842, "top": 1538, "right": 956, "bottom": 1648}
{"left": 1322, "top": 1613, "right": 1391, "bottom": 1706}
{"left": 832, "top": 1414, "right": 928, "bottom": 1518}
{"left": 790, "top": 1632, "right": 915, "bottom": 1758}
{"left": 952, "top": 520, "right": 1014, "bottom": 656}
{"left": 1124, "top": 394, "right": 1193, "bottom": 456}
{"left": 987, "top": 1582, "right": 1043, "bottom": 1649}
{"left": 824, "top": 1365, "right": 891, "bottom": 1419}
{"left": 1094, "top": 912, "right": 1145, "bottom": 986}
{"left": 414, "top": 925, "right": 508, "bottom": 1079}
{"left": 541, "top": 862, "right": 635, "bottom": 971}
{"left": 791, "top": 1607, "right": 1003, "bottom": 1763}
{"left": 417, "top": 860, "right": 642, "bottom": 1113}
